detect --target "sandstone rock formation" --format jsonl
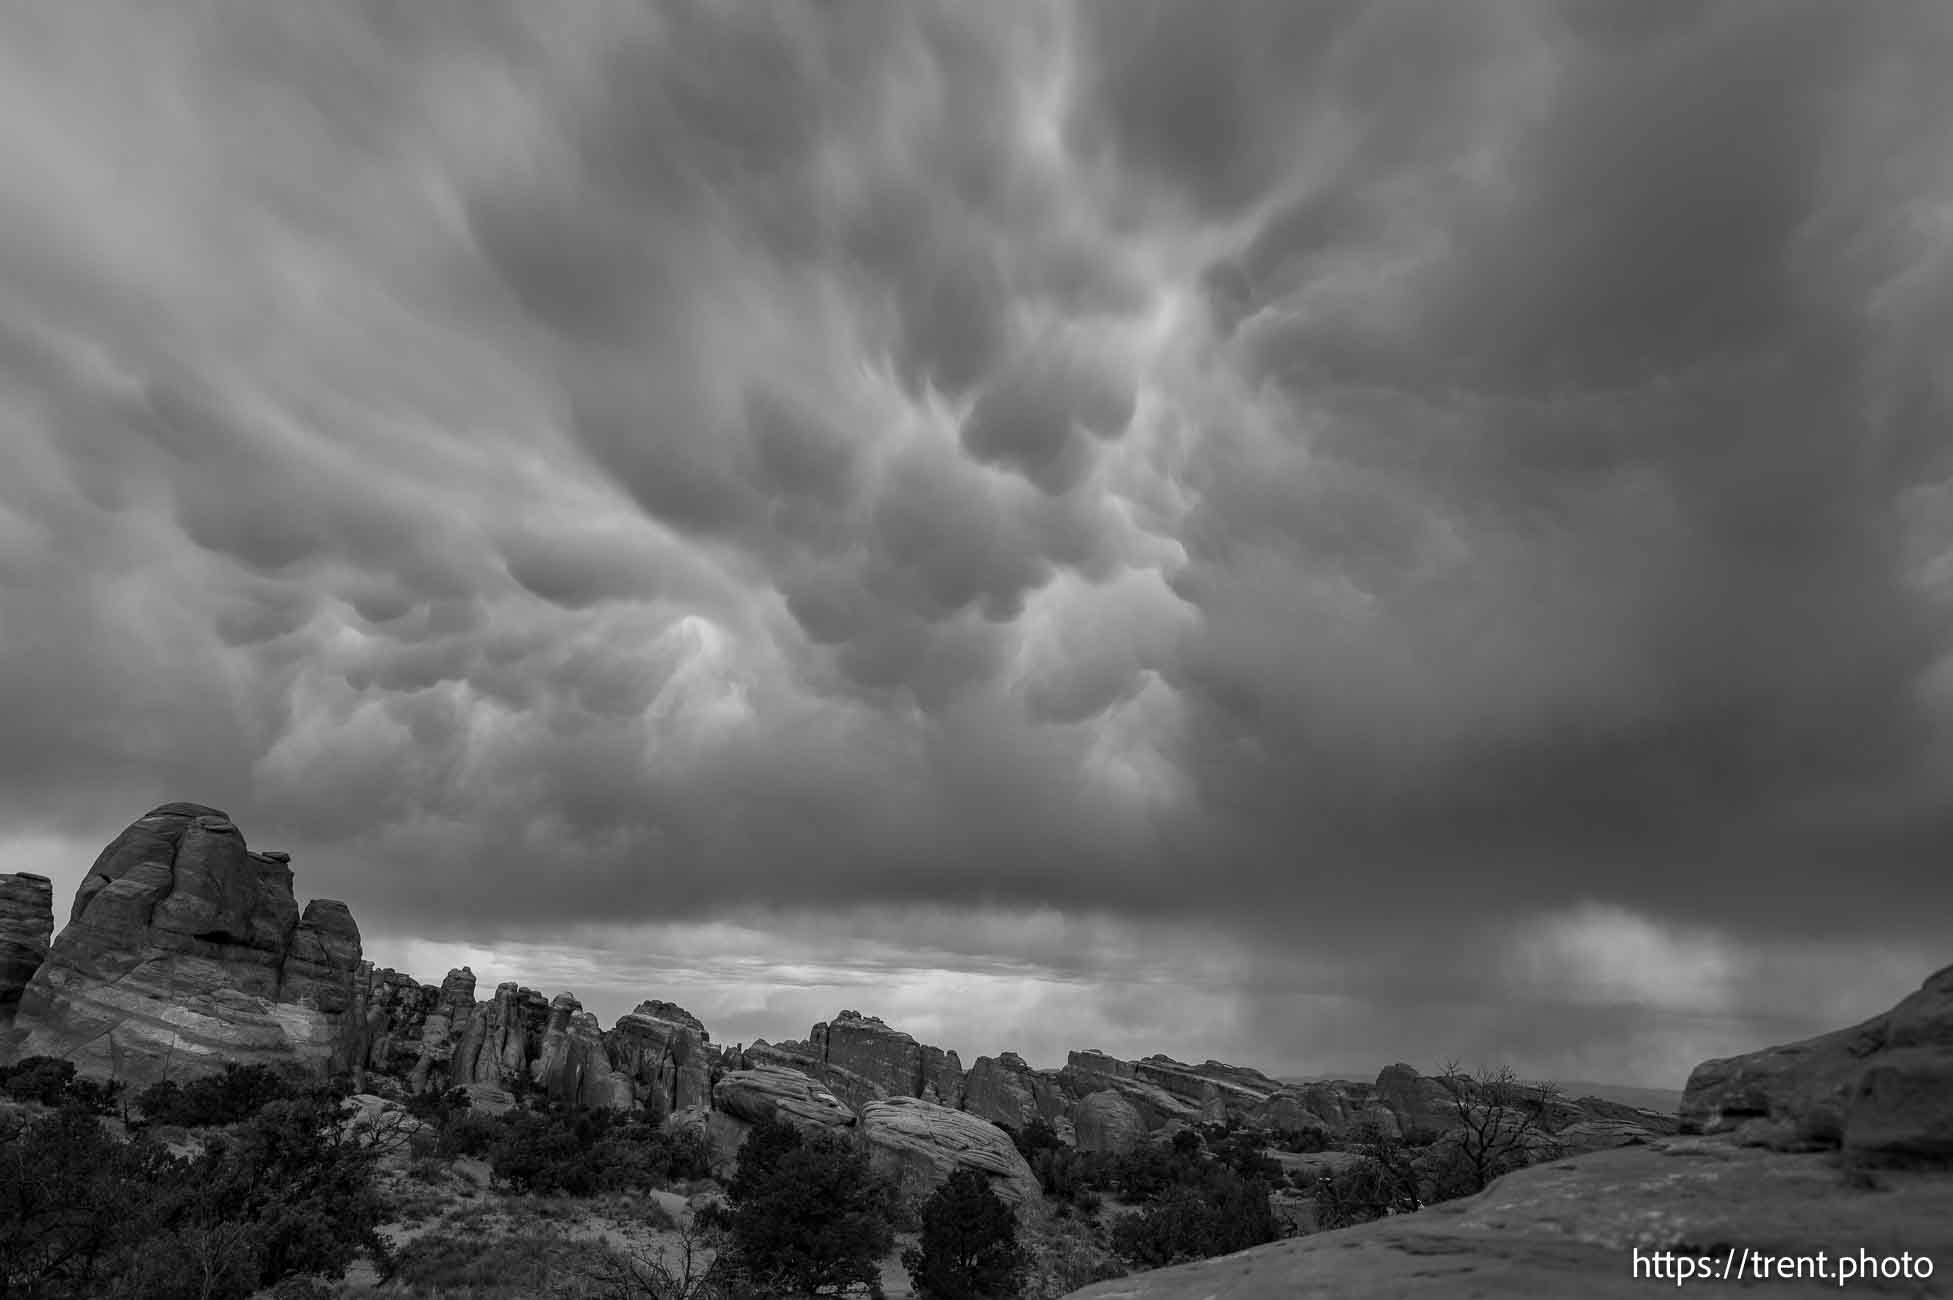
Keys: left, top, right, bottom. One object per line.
{"left": 1682, "top": 962, "right": 1953, "bottom": 1164}
{"left": 351, "top": 965, "right": 439, "bottom": 1084}
{"left": 455, "top": 980, "right": 554, "bottom": 1092}
{"left": 1065, "top": 1049, "right": 1206, "bottom": 1129}
{"left": 963, "top": 1050, "right": 1069, "bottom": 1131}
{"left": 860, "top": 1095, "right": 1041, "bottom": 1213}
{"left": 1373, "top": 1061, "right": 1461, "bottom": 1135}
{"left": 0, "top": 873, "right": 53, "bottom": 1028}
{"left": 1063, "top": 1137, "right": 1953, "bottom": 1299}
{"left": 4, "top": 799, "right": 1711, "bottom": 1187}
{"left": 406, "top": 967, "right": 482, "bottom": 1094}
{"left": 741, "top": 1011, "right": 968, "bottom": 1114}
{"left": 1075, "top": 1088, "right": 1146, "bottom": 1154}
{"left": 534, "top": 991, "right": 633, "bottom": 1109}
{"left": 819, "top": 1010, "right": 966, "bottom": 1108}
{"left": 9, "top": 803, "right": 363, "bottom": 1083}
{"left": 609, "top": 1000, "right": 715, "bottom": 1116}
{"left": 714, "top": 1064, "right": 858, "bottom": 1132}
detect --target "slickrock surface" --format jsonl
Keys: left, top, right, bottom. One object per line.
{"left": 860, "top": 1095, "right": 1042, "bottom": 1212}
{"left": 0, "top": 873, "right": 53, "bottom": 1026}
{"left": 1683, "top": 963, "right": 1953, "bottom": 1164}
{"left": 714, "top": 1063, "right": 858, "bottom": 1131}
{"left": 11, "top": 803, "right": 362, "bottom": 1082}
{"left": 1065, "top": 1138, "right": 1953, "bottom": 1299}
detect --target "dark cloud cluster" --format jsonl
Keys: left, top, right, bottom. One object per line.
{"left": 1, "top": 0, "right": 1949, "bottom": 1082}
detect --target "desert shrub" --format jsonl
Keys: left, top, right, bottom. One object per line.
{"left": 389, "top": 1227, "right": 584, "bottom": 1293}
{"left": 1429, "top": 1063, "right": 1564, "bottom": 1194}
{"left": 1, "top": 1088, "right": 391, "bottom": 1299}
{"left": 1, "top": 1055, "right": 79, "bottom": 1106}
{"left": 64, "top": 1075, "right": 125, "bottom": 1116}
{"left": 187, "top": 1091, "right": 395, "bottom": 1284}
{"left": 724, "top": 1115, "right": 804, "bottom": 1204}
{"left": 715, "top": 1117, "right": 896, "bottom": 1297}
{"left": 1209, "top": 1131, "right": 1282, "bottom": 1183}
{"left": 481, "top": 1104, "right": 714, "bottom": 1196}
{"left": 0, "top": 1057, "right": 123, "bottom": 1116}
{"left": 439, "top": 1109, "right": 503, "bottom": 1158}
{"left": 488, "top": 1109, "right": 597, "bottom": 1195}
{"left": 133, "top": 1062, "right": 309, "bottom": 1128}
{"left": 403, "top": 1084, "right": 472, "bottom": 1126}
{"left": 1021, "top": 1213, "right": 1126, "bottom": 1300}
{"left": 903, "top": 1168, "right": 1027, "bottom": 1299}
{"left": 1024, "top": 1144, "right": 1118, "bottom": 1209}
{"left": 1312, "top": 1151, "right": 1421, "bottom": 1230}
{"left": 1272, "top": 1126, "right": 1330, "bottom": 1154}
{"left": 1108, "top": 1168, "right": 1277, "bottom": 1268}
{"left": 1107, "top": 1144, "right": 1206, "bottom": 1202}
{"left": 1003, "top": 1117, "right": 1065, "bottom": 1162}
{"left": 594, "top": 1123, "right": 715, "bottom": 1190}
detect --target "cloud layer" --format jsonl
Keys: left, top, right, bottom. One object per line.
{"left": 2, "top": 0, "right": 1950, "bottom": 1084}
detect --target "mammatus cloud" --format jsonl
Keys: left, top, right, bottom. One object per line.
{"left": 1, "top": 1, "right": 1949, "bottom": 1085}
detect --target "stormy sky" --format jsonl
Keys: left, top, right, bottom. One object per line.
{"left": 2, "top": 0, "right": 1950, "bottom": 1090}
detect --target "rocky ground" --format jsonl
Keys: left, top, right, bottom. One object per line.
{"left": 1066, "top": 1135, "right": 1952, "bottom": 1299}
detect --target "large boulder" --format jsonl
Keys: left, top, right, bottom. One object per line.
{"left": 713, "top": 1064, "right": 857, "bottom": 1133}
{"left": 1373, "top": 1063, "right": 1461, "bottom": 1136}
{"left": 0, "top": 873, "right": 53, "bottom": 1028}
{"left": 1252, "top": 1086, "right": 1346, "bottom": 1137}
{"left": 860, "top": 1095, "right": 1040, "bottom": 1213}
{"left": 10, "top": 803, "right": 363, "bottom": 1083}
{"left": 1682, "top": 962, "right": 1953, "bottom": 1163}
{"left": 1075, "top": 1088, "right": 1146, "bottom": 1155}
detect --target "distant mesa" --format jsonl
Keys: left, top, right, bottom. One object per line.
{"left": 5, "top": 800, "right": 1948, "bottom": 1233}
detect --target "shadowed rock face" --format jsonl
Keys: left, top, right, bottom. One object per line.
{"left": 0, "top": 873, "right": 53, "bottom": 1027}
{"left": 609, "top": 1000, "right": 714, "bottom": 1115}
{"left": 1373, "top": 1061, "right": 1461, "bottom": 1134}
{"left": 10, "top": 803, "right": 363, "bottom": 1083}
{"left": 963, "top": 1050, "right": 1069, "bottom": 1130}
{"left": 1682, "top": 963, "right": 1953, "bottom": 1165}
